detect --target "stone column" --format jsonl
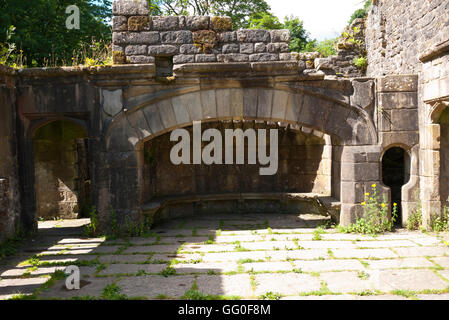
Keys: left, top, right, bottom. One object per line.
{"left": 339, "top": 145, "right": 389, "bottom": 226}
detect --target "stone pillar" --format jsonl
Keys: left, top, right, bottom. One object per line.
{"left": 419, "top": 122, "right": 442, "bottom": 227}
{"left": 339, "top": 145, "right": 389, "bottom": 226}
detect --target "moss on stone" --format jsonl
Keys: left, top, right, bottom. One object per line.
{"left": 193, "top": 30, "right": 217, "bottom": 54}
{"left": 211, "top": 17, "right": 232, "bottom": 32}
{"left": 113, "top": 51, "right": 126, "bottom": 65}
{"left": 128, "top": 16, "right": 150, "bottom": 31}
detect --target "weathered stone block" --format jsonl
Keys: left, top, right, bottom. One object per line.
{"left": 377, "top": 75, "right": 418, "bottom": 92}
{"left": 152, "top": 16, "right": 179, "bottom": 31}
{"left": 195, "top": 54, "right": 217, "bottom": 63}
{"left": 249, "top": 53, "right": 278, "bottom": 62}
{"left": 113, "top": 0, "right": 149, "bottom": 16}
{"left": 173, "top": 54, "right": 195, "bottom": 64}
{"left": 270, "top": 29, "right": 290, "bottom": 42}
{"left": 267, "top": 43, "right": 289, "bottom": 53}
{"left": 125, "top": 45, "right": 147, "bottom": 55}
{"left": 254, "top": 43, "right": 266, "bottom": 53}
{"left": 148, "top": 45, "right": 178, "bottom": 56}
{"left": 180, "top": 44, "right": 201, "bottom": 54}
{"left": 126, "top": 55, "right": 155, "bottom": 64}
{"left": 217, "top": 31, "right": 237, "bottom": 43}
{"left": 113, "top": 16, "right": 128, "bottom": 31}
{"left": 113, "top": 31, "right": 160, "bottom": 45}
{"left": 216, "top": 54, "right": 249, "bottom": 63}
{"left": 222, "top": 44, "right": 239, "bottom": 54}
{"left": 185, "top": 16, "right": 210, "bottom": 31}
{"left": 211, "top": 16, "right": 232, "bottom": 32}
{"left": 378, "top": 92, "right": 418, "bottom": 110}
{"left": 240, "top": 43, "right": 254, "bottom": 54}
{"left": 237, "top": 30, "right": 270, "bottom": 43}
{"left": 128, "top": 16, "right": 151, "bottom": 31}
{"left": 160, "top": 31, "right": 193, "bottom": 44}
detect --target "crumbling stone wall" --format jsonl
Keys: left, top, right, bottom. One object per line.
{"left": 0, "top": 66, "right": 21, "bottom": 242}
{"left": 112, "top": 1, "right": 295, "bottom": 66}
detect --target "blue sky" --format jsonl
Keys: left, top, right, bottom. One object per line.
{"left": 266, "top": 0, "right": 366, "bottom": 41}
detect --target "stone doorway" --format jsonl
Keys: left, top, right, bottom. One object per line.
{"left": 33, "top": 120, "right": 90, "bottom": 220}
{"left": 381, "top": 147, "right": 410, "bottom": 226}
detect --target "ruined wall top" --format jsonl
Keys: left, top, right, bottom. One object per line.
{"left": 112, "top": 0, "right": 295, "bottom": 65}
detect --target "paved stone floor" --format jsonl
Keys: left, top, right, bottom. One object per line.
{"left": 1, "top": 213, "right": 449, "bottom": 300}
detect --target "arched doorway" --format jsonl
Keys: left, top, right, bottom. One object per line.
{"left": 381, "top": 146, "right": 410, "bottom": 226}
{"left": 33, "top": 120, "right": 90, "bottom": 220}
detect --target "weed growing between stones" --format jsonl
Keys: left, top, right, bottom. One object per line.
{"left": 338, "top": 184, "right": 397, "bottom": 235}
{"left": 406, "top": 196, "right": 423, "bottom": 230}
{"left": 101, "top": 283, "right": 128, "bottom": 300}
{"left": 430, "top": 198, "right": 449, "bottom": 232}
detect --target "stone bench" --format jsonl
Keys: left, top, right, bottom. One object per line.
{"left": 141, "top": 192, "right": 340, "bottom": 226}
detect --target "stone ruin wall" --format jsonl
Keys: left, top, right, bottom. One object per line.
{"left": 366, "top": 0, "right": 449, "bottom": 77}
{"left": 0, "top": 67, "right": 21, "bottom": 242}
{"left": 112, "top": 0, "right": 365, "bottom": 78}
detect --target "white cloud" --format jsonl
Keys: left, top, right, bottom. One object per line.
{"left": 266, "top": 0, "right": 365, "bottom": 41}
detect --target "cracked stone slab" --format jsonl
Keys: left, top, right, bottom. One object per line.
{"left": 332, "top": 248, "right": 398, "bottom": 259}
{"left": 196, "top": 274, "right": 253, "bottom": 297}
{"left": 117, "top": 275, "right": 196, "bottom": 298}
{"left": 264, "top": 249, "right": 330, "bottom": 261}
{"left": 98, "top": 254, "right": 151, "bottom": 264}
{"left": 150, "top": 253, "right": 203, "bottom": 262}
{"left": 361, "top": 257, "right": 435, "bottom": 269}
{"left": 99, "top": 264, "right": 167, "bottom": 275}
{"left": 394, "top": 246, "right": 449, "bottom": 257}
{"left": 356, "top": 240, "right": 418, "bottom": 248}
{"left": 172, "top": 262, "right": 238, "bottom": 273}
{"left": 123, "top": 245, "right": 181, "bottom": 254}
{"left": 320, "top": 271, "right": 374, "bottom": 293}
{"left": 242, "top": 262, "right": 293, "bottom": 272}
{"left": 375, "top": 269, "right": 449, "bottom": 292}
{"left": 238, "top": 241, "right": 297, "bottom": 250}
{"left": 38, "top": 277, "right": 117, "bottom": 299}
{"left": 181, "top": 244, "right": 237, "bottom": 253}
{"left": 293, "top": 259, "right": 365, "bottom": 272}
{"left": 297, "top": 241, "right": 358, "bottom": 249}
{"left": 254, "top": 273, "right": 321, "bottom": 295}
{"left": 201, "top": 251, "right": 267, "bottom": 262}
{"left": 0, "top": 277, "right": 50, "bottom": 297}
{"left": 429, "top": 257, "right": 449, "bottom": 268}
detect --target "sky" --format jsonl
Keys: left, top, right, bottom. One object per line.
{"left": 266, "top": 0, "right": 366, "bottom": 41}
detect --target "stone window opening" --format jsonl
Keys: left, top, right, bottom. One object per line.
{"left": 381, "top": 146, "right": 410, "bottom": 227}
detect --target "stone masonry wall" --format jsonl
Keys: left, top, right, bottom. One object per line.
{"left": 366, "top": 0, "right": 449, "bottom": 77}
{"left": 112, "top": 0, "right": 295, "bottom": 66}
{"left": 0, "top": 67, "right": 21, "bottom": 242}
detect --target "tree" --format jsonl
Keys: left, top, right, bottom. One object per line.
{"left": 303, "top": 38, "right": 337, "bottom": 57}
{"left": 248, "top": 12, "right": 283, "bottom": 30}
{"left": 348, "top": 0, "right": 372, "bottom": 24}
{"left": 0, "top": 0, "right": 111, "bottom": 67}
{"left": 283, "top": 16, "right": 309, "bottom": 52}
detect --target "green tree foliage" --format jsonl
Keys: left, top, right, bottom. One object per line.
{"left": 0, "top": 0, "right": 111, "bottom": 67}
{"left": 283, "top": 16, "right": 309, "bottom": 52}
{"left": 248, "top": 12, "right": 283, "bottom": 30}
{"left": 303, "top": 38, "right": 337, "bottom": 57}
{"left": 348, "top": 0, "right": 372, "bottom": 24}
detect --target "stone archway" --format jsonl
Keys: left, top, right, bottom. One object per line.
{"left": 101, "top": 86, "right": 378, "bottom": 228}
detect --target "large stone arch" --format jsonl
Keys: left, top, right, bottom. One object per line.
{"left": 99, "top": 86, "right": 379, "bottom": 228}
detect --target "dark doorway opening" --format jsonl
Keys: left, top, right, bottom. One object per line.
{"left": 33, "top": 120, "right": 90, "bottom": 220}
{"left": 382, "top": 147, "right": 409, "bottom": 227}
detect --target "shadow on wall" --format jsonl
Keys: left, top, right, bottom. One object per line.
{"left": 33, "top": 120, "right": 90, "bottom": 220}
